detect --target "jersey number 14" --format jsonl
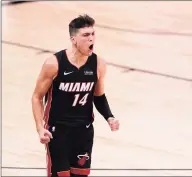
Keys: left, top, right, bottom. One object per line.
{"left": 72, "top": 93, "right": 89, "bottom": 107}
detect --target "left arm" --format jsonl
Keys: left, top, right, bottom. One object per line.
{"left": 93, "top": 57, "right": 119, "bottom": 131}
{"left": 94, "top": 56, "right": 106, "bottom": 96}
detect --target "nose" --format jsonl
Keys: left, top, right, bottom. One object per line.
{"left": 89, "top": 34, "right": 94, "bottom": 42}
{"left": 89, "top": 36, "right": 93, "bottom": 42}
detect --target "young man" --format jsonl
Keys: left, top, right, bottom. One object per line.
{"left": 31, "top": 14, "right": 119, "bottom": 177}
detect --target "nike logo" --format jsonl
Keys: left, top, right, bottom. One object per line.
{"left": 86, "top": 124, "right": 91, "bottom": 128}
{"left": 64, "top": 71, "right": 73, "bottom": 75}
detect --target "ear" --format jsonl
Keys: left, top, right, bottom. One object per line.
{"left": 71, "top": 36, "right": 77, "bottom": 45}
{"left": 70, "top": 36, "right": 74, "bottom": 41}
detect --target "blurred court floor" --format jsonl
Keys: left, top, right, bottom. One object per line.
{"left": 2, "top": 1, "right": 192, "bottom": 176}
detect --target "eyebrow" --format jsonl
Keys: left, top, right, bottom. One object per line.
{"left": 82, "top": 31, "right": 95, "bottom": 35}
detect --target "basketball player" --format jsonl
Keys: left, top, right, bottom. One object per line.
{"left": 31, "top": 14, "right": 119, "bottom": 177}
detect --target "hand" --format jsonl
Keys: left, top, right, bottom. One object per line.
{"left": 38, "top": 127, "right": 53, "bottom": 144}
{"left": 107, "top": 118, "right": 119, "bottom": 131}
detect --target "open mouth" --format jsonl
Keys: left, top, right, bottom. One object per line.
{"left": 89, "top": 44, "right": 94, "bottom": 50}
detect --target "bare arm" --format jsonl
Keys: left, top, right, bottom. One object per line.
{"left": 31, "top": 55, "right": 58, "bottom": 133}
{"left": 94, "top": 57, "right": 107, "bottom": 96}
{"left": 93, "top": 57, "right": 114, "bottom": 119}
{"left": 93, "top": 57, "right": 119, "bottom": 131}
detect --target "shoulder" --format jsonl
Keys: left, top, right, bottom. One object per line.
{"left": 42, "top": 54, "right": 59, "bottom": 79}
{"left": 95, "top": 55, "right": 107, "bottom": 79}
{"left": 54, "top": 49, "right": 65, "bottom": 59}
{"left": 43, "top": 49, "right": 66, "bottom": 71}
{"left": 43, "top": 54, "right": 58, "bottom": 68}
{"left": 97, "top": 55, "right": 107, "bottom": 66}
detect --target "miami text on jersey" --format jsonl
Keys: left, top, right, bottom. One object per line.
{"left": 59, "top": 82, "right": 95, "bottom": 92}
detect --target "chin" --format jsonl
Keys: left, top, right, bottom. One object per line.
{"left": 88, "top": 50, "right": 94, "bottom": 56}
{"left": 88, "top": 52, "right": 93, "bottom": 56}
{"left": 81, "top": 49, "right": 93, "bottom": 56}
{"left": 83, "top": 51, "right": 92, "bottom": 56}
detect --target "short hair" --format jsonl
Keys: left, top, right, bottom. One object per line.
{"left": 69, "top": 14, "right": 95, "bottom": 36}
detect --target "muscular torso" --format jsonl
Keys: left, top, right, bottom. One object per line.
{"left": 44, "top": 50, "right": 98, "bottom": 127}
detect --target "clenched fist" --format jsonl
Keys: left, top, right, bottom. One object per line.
{"left": 38, "top": 127, "right": 53, "bottom": 144}
{"left": 107, "top": 118, "right": 120, "bottom": 131}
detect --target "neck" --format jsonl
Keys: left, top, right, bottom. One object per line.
{"left": 69, "top": 46, "right": 88, "bottom": 64}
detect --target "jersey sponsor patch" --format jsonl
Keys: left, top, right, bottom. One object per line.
{"left": 84, "top": 70, "right": 93, "bottom": 75}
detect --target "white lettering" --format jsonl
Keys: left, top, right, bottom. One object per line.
{"left": 80, "top": 82, "right": 91, "bottom": 92}
{"left": 59, "top": 83, "right": 69, "bottom": 91}
{"left": 68, "top": 83, "right": 74, "bottom": 92}
{"left": 59, "top": 82, "right": 95, "bottom": 92}
{"left": 72, "top": 83, "right": 80, "bottom": 92}
{"left": 89, "top": 82, "right": 94, "bottom": 91}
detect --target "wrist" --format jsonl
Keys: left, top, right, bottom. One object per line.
{"left": 36, "top": 123, "right": 44, "bottom": 133}
{"left": 106, "top": 116, "right": 115, "bottom": 122}
{"left": 94, "top": 94, "right": 114, "bottom": 120}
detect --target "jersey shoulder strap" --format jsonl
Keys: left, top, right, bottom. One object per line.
{"left": 89, "top": 52, "right": 98, "bottom": 80}
{"left": 54, "top": 49, "right": 65, "bottom": 65}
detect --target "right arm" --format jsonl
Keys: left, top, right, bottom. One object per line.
{"left": 31, "top": 55, "right": 58, "bottom": 133}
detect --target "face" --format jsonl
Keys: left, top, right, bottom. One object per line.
{"left": 72, "top": 26, "right": 95, "bottom": 56}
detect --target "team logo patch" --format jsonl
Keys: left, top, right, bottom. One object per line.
{"left": 77, "top": 153, "right": 89, "bottom": 166}
{"left": 52, "top": 126, "right": 55, "bottom": 132}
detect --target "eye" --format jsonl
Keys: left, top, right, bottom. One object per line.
{"left": 83, "top": 33, "right": 89, "bottom": 37}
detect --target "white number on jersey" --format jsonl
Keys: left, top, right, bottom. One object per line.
{"left": 72, "top": 93, "right": 89, "bottom": 107}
